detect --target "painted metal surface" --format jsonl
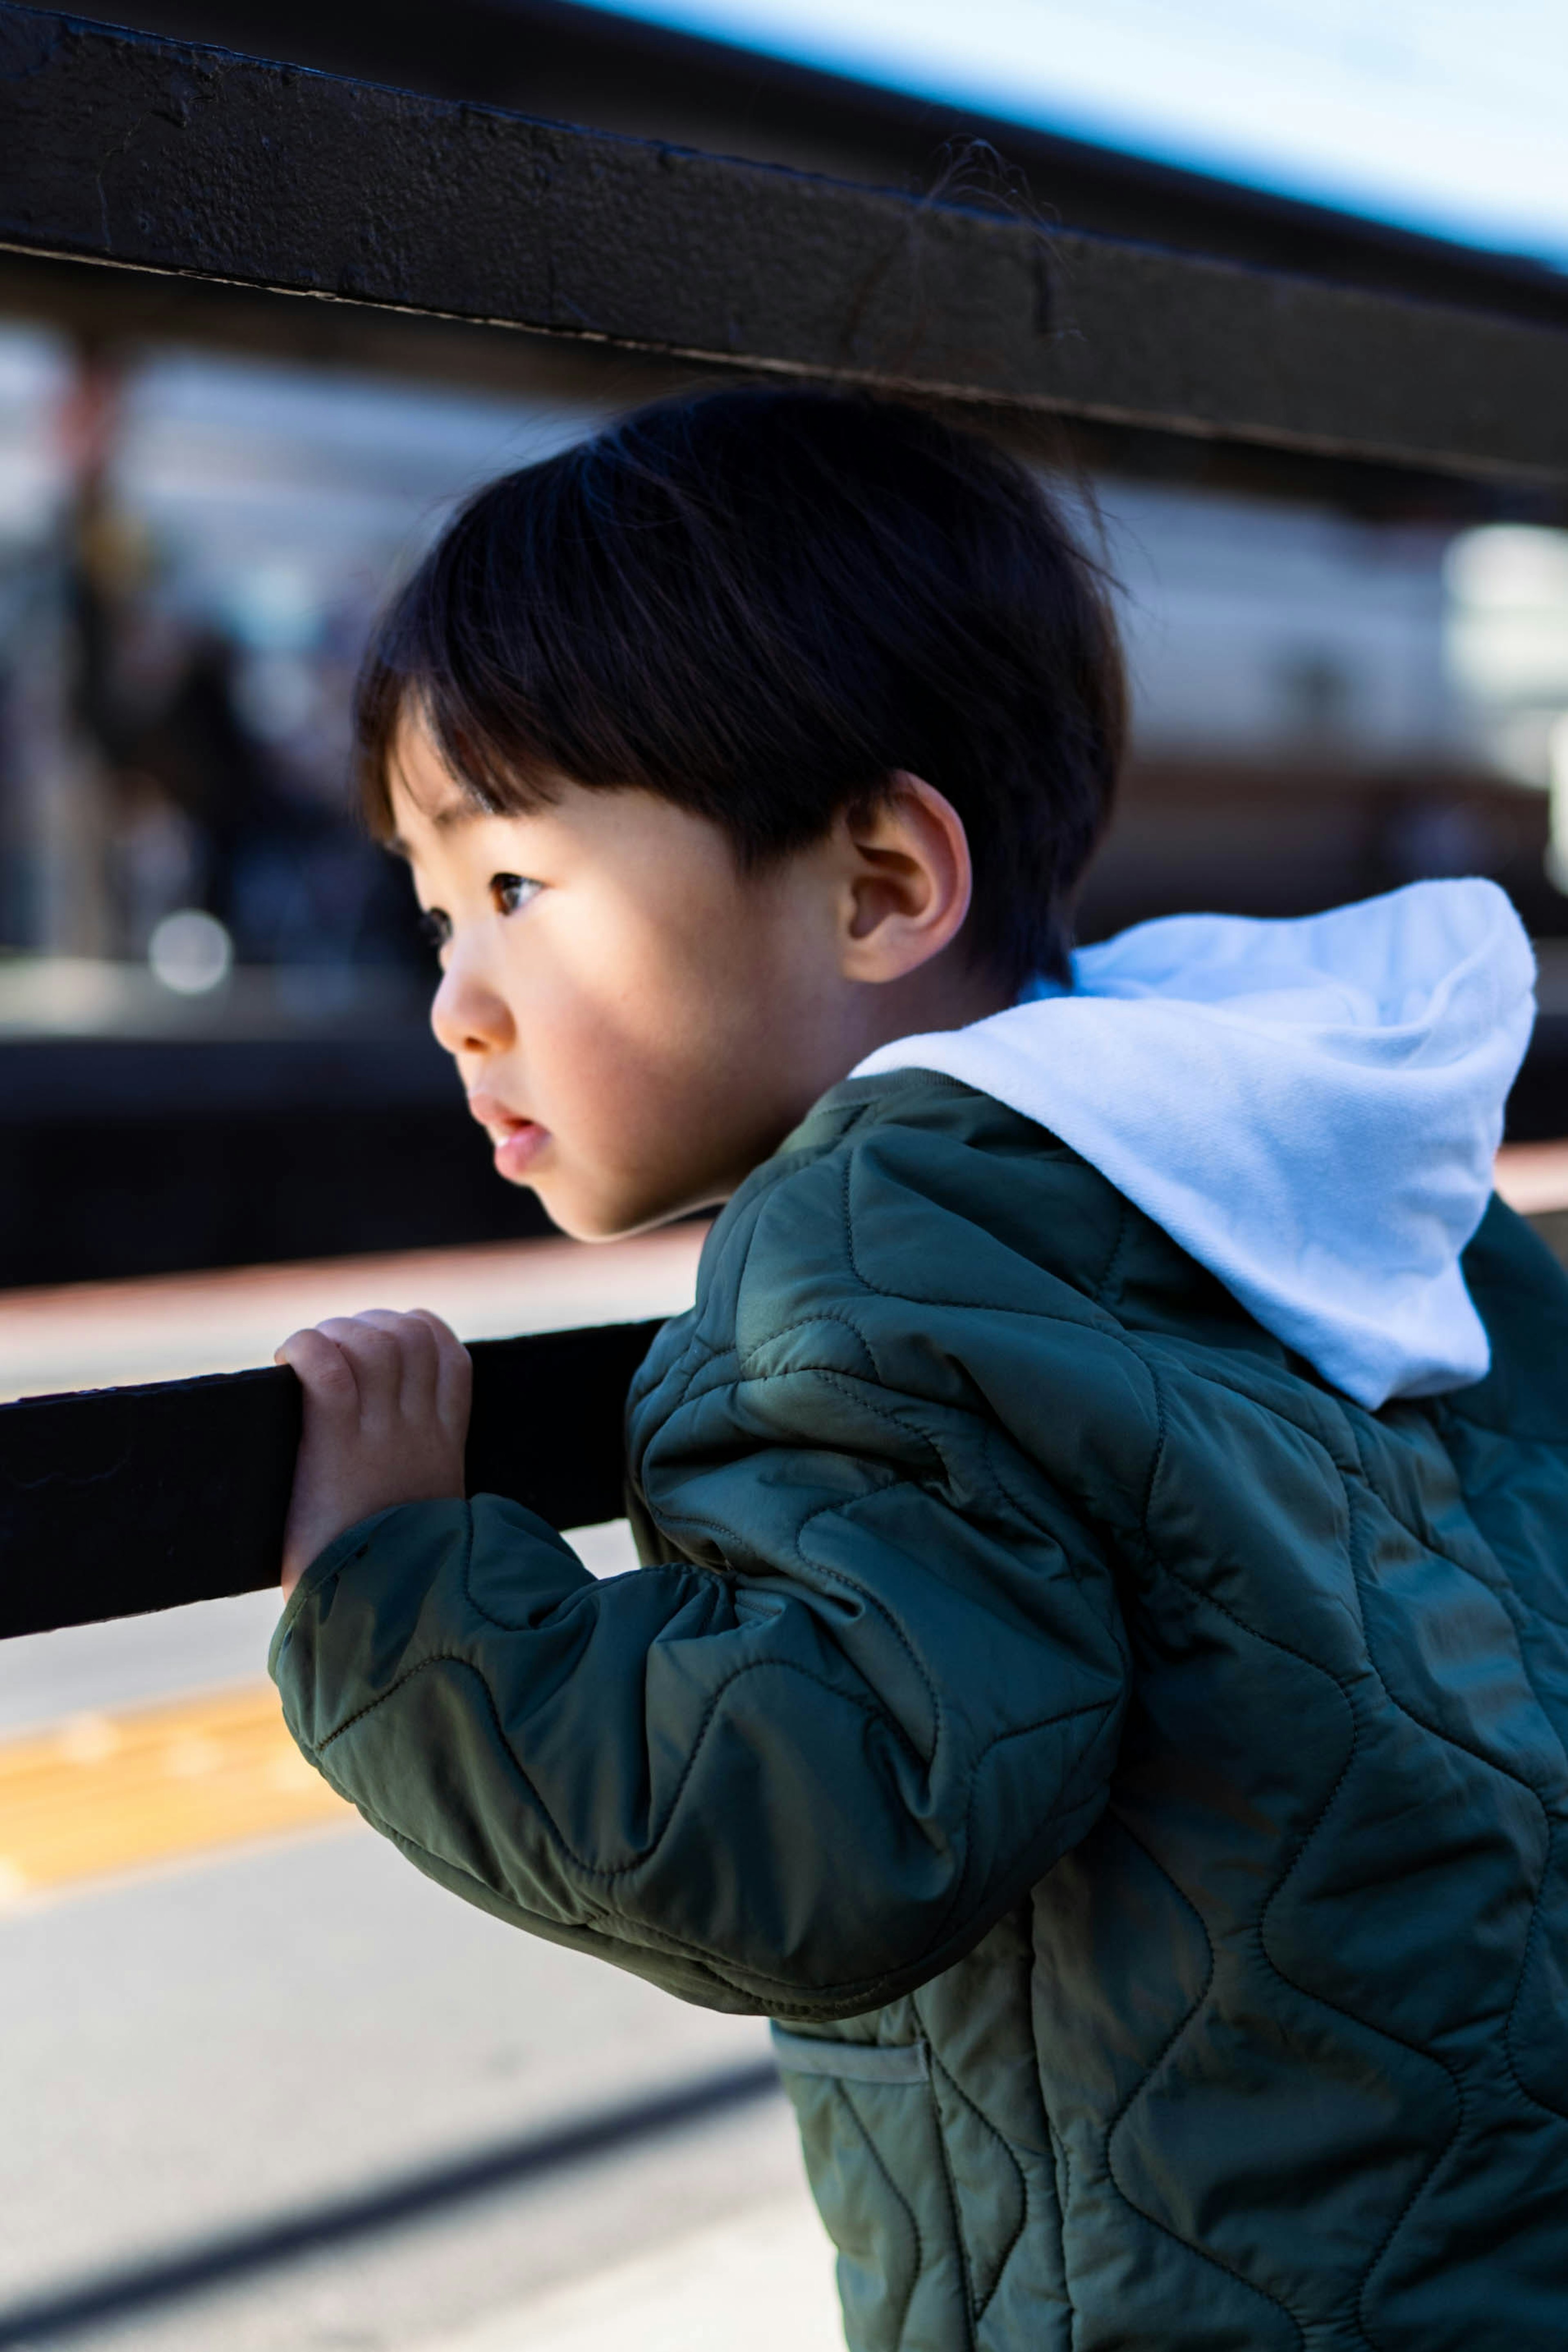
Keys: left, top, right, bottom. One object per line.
{"left": 0, "top": 1320, "right": 659, "bottom": 1638}
{"left": 2, "top": 4, "right": 1567, "bottom": 483}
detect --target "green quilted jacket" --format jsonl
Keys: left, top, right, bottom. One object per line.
{"left": 273, "top": 1073, "right": 1568, "bottom": 2349}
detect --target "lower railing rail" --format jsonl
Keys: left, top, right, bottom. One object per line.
{"left": 0, "top": 1320, "right": 659, "bottom": 1641}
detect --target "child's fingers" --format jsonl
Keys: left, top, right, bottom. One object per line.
{"left": 350, "top": 1308, "right": 448, "bottom": 1419}
{"left": 274, "top": 1310, "right": 466, "bottom": 1429}
{"left": 272, "top": 1310, "right": 468, "bottom": 1596}
{"left": 404, "top": 1310, "right": 474, "bottom": 1437}
{"left": 312, "top": 1314, "right": 410, "bottom": 1420}
{"left": 436, "top": 1342, "right": 473, "bottom": 1441}
{"left": 404, "top": 1308, "right": 462, "bottom": 1350}
{"left": 274, "top": 1326, "right": 360, "bottom": 1415}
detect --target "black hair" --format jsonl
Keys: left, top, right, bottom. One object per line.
{"left": 356, "top": 385, "right": 1125, "bottom": 987}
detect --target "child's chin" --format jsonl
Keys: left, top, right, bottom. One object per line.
{"left": 499, "top": 1153, "right": 641, "bottom": 1241}
{"left": 546, "top": 1174, "right": 694, "bottom": 1246}
{"left": 531, "top": 1176, "right": 640, "bottom": 1246}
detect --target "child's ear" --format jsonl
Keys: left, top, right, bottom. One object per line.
{"left": 837, "top": 772, "right": 974, "bottom": 983}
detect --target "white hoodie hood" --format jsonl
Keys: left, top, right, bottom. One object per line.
{"left": 852, "top": 879, "right": 1537, "bottom": 1409}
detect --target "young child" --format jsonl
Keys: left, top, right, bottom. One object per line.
{"left": 272, "top": 388, "right": 1568, "bottom": 2350}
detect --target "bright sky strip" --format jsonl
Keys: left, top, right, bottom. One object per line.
{"left": 596, "top": 0, "right": 1568, "bottom": 268}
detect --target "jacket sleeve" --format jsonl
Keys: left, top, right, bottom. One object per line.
{"left": 270, "top": 1142, "right": 1135, "bottom": 2021}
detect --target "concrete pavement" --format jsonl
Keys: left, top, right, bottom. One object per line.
{"left": 0, "top": 1706, "right": 835, "bottom": 2349}
{"left": 413, "top": 2200, "right": 842, "bottom": 2352}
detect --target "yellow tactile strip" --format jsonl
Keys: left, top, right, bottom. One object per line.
{"left": 0, "top": 1682, "right": 353, "bottom": 1902}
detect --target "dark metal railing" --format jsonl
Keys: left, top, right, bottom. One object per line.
{"left": 2, "top": 2, "right": 1567, "bottom": 495}
{"left": 0, "top": 1322, "right": 659, "bottom": 1639}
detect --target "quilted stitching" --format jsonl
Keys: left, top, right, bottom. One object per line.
{"left": 1127, "top": 1505, "right": 1442, "bottom": 2350}
{"left": 1096, "top": 1813, "right": 1314, "bottom": 2347}
{"left": 839, "top": 2079, "right": 927, "bottom": 2350}
{"left": 922, "top": 2042, "right": 1030, "bottom": 2320}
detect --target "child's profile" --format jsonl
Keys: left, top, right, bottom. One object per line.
{"left": 271, "top": 386, "right": 1568, "bottom": 2351}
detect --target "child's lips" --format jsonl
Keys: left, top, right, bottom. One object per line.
{"left": 467, "top": 1091, "right": 549, "bottom": 1181}
{"left": 492, "top": 1123, "right": 548, "bottom": 1181}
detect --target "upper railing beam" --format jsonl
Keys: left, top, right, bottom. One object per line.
{"left": 2, "top": 2, "right": 1568, "bottom": 488}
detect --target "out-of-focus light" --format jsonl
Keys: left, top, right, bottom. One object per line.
{"left": 1444, "top": 526, "right": 1568, "bottom": 710}
{"left": 222, "top": 562, "right": 323, "bottom": 653}
{"left": 1446, "top": 528, "right": 1568, "bottom": 613}
{"left": 232, "top": 651, "right": 319, "bottom": 745}
{"left": 148, "top": 910, "right": 233, "bottom": 996}
{"left": 1548, "top": 717, "right": 1568, "bottom": 898}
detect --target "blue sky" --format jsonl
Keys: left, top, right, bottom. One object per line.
{"left": 604, "top": 0, "right": 1568, "bottom": 269}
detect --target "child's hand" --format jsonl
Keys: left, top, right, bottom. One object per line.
{"left": 274, "top": 1309, "right": 472, "bottom": 1594}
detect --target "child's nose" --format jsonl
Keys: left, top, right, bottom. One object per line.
{"left": 430, "top": 958, "right": 514, "bottom": 1059}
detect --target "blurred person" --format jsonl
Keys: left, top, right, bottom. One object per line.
{"left": 110, "top": 623, "right": 421, "bottom": 973}
{"left": 270, "top": 389, "right": 1567, "bottom": 2350}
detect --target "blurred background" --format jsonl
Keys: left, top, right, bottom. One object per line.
{"left": 2, "top": 1, "right": 1567, "bottom": 2345}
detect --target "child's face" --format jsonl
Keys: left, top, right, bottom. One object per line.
{"left": 389, "top": 718, "right": 936, "bottom": 1239}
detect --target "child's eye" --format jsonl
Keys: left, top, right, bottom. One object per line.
{"left": 491, "top": 874, "right": 541, "bottom": 917}
{"left": 418, "top": 906, "right": 452, "bottom": 953}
